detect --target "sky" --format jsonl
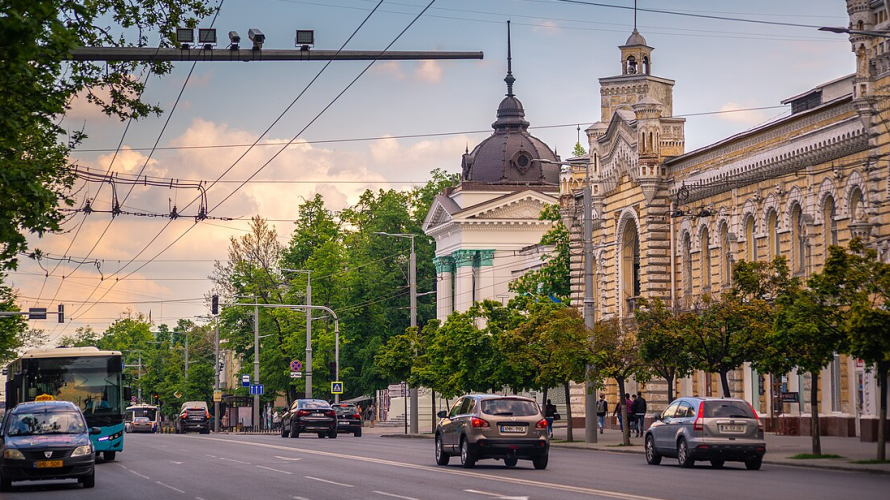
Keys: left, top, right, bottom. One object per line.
{"left": 8, "top": 0, "right": 855, "bottom": 344}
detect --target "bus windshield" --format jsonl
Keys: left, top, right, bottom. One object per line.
{"left": 130, "top": 407, "right": 158, "bottom": 420}
{"left": 24, "top": 357, "right": 123, "bottom": 417}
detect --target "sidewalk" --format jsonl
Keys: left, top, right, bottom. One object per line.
{"left": 372, "top": 423, "right": 890, "bottom": 475}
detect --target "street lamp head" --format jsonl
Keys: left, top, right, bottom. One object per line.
{"left": 818, "top": 26, "right": 849, "bottom": 34}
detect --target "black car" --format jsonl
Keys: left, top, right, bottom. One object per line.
{"left": 175, "top": 402, "right": 211, "bottom": 434}
{"left": 331, "top": 403, "right": 362, "bottom": 437}
{"left": 281, "top": 399, "right": 337, "bottom": 439}
{"left": 0, "top": 400, "right": 99, "bottom": 491}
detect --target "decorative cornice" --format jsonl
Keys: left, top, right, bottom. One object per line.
{"left": 452, "top": 250, "right": 477, "bottom": 267}
{"left": 477, "top": 250, "right": 495, "bottom": 266}
{"left": 433, "top": 256, "right": 455, "bottom": 274}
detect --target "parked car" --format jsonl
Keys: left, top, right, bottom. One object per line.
{"left": 0, "top": 400, "right": 99, "bottom": 491}
{"left": 175, "top": 401, "right": 211, "bottom": 434}
{"left": 644, "top": 396, "right": 766, "bottom": 470}
{"left": 434, "top": 394, "right": 549, "bottom": 469}
{"left": 281, "top": 399, "right": 337, "bottom": 439}
{"left": 331, "top": 403, "right": 362, "bottom": 437}
{"left": 130, "top": 416, "right": 156, "bottom": 433}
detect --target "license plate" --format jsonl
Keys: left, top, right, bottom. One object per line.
{"left": 312, "top": 413, "right": 324, "bottom": 417}
{"left": 190, "top": 417, "right": 202, "bottom": 420}
{"left": 719, "top": 424, "right": 745, "bottom": 432}
{"left": 35, "top": 460, "right": 64, "bottom": 468}
{"left": 500, "top": 425, "right": 525, "bottom": 433}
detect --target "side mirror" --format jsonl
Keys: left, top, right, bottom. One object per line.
{"left": 652, "top": 413, "right": 662, "bottom": 421}
{"left": 90, "top": 427, "right": 102, "bottom": 435}
{"left": 437, "top": 410, "right": 447, "bottom": 419}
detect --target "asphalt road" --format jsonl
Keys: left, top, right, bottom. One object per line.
{"left": 4, "top": 432, "right": 889, "bottom": 500}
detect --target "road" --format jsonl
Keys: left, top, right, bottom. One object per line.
{"left": 5, "top": 432, "right": 889, "bottom": 500}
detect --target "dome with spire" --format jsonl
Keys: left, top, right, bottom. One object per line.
{"left": 625, "top": 29, "right": 647, "bottom": 47}
{"left": 460, "top": 22, "right": 559, "bottom": 185}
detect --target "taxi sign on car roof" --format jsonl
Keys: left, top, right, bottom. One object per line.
{"left": 35, "top": 394, "right": 55, "bottom": 402}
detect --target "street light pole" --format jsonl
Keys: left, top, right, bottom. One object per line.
{"left": 583, "top": 156, "right": 598, "bottom": 444}
{"left": 254, "top": 299, "right": 260, "bottom": 430}
{"left": 374, "top": 232, "right": 419, "bottom": 434}
{"left": 214, "top": 318, "right": 220, "bottom": 433}
{"left": 282, "top": 269, "right": 313, "bottom": 399}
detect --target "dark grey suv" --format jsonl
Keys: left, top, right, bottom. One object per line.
{"left": 644, "top": 397, "right": 766, "bottom": 470}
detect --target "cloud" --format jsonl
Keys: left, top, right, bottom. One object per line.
{"left": 371, "top": 61, "right": 406, "bottom": 81}
{"left": 532, "top": 20, "right": 561, "bottom": 35}
{"left": 716, "top": 101, "right": 770, "bottom": 125}
{"left": 415, "top": 60, "right": 443, "bottom": 83}
{"left": 371, "top": 61, "right": 445, "bottom": 83}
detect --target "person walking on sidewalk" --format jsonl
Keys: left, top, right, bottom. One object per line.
{"left": 629, "top": 394, "right": 639, "bottom": 436}
{"left": 625, "top": 393, "right": 635, "bottom": 435}
{"left": 612, "top": 396, "right": 623, "bottom": 431}
{"left": 544, "top": 399, "right": 558, "bottom": 438}
{"left": 596, "top": 394, "right": 608, "bottom": 434}
{"left": 634, "top": 392, "right": 647, "bottom": 437}
{"left": 367, "top": 403, "right": 376, "bottom": 428}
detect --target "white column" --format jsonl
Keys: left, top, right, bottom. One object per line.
{"left": 452, "top": 250, "right": 476, "bottom": 313}
{"left": 476, "top": 250, "right": 495, "bottom": 302}
{"left": 434, "top": 257, "right": 454, "bottom": 321}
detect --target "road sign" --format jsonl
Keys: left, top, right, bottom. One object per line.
{"left": 290, "top": 359, "right": 303, "bottom": 372}
{"left": 213, "top": 390, "right": 222, "bottom": 402}
{"left": 331, "top": 381, "right": 343, "bottom": 394}
{"left": 174, "top": 391, "right": 182, "bottom": 399}
{"left": 241, "top": 374, "right": 250, "bottom": 387}
{"left": 131, "top": 396, "right": 137, "bottom": 403}
{"left": 249, "top": 384, "right": 264, "bottom": 396}
{"left": 290, "top": 372, "right": 302, "bottom": 379}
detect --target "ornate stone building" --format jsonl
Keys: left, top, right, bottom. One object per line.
{"left": 560, "top": 1, "right": 890, "bottom": 439}
{"left": 424, "top": 27, "right": 561, "bottom": 321}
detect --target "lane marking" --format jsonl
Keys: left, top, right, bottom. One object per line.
{"left": 256, "top": 465, "right": 293, "bottom": 475}
{"left": 274, "top": 455, "right": 303, "bottom": 461}
{"left": 200, "top": 436, "right": 671, "bottom": 500}
{"left": 128, "top": 470, "right": 151, "bottom": 480}
{"left": 465, "top": 490, "right": 528, "bottom": 500}
{"left": 197, "top": 497, "right": 207, "bottom": 500}
{"left": 374, "top": 491, "right": 420, "bottom": 500}
{"left": 170, "top": 460, "right": 183, "bottom": 465}
{"left": 156, "top": 481, "right": 186, "bottom": 493}
{"left": 219, "top": 457, "right": 251, "bottom": 465}
{"left": 292, "top": 497, "right": 312, "bottom": 500}
{"left": 305, "top": 476, "right": 354, "bottom": 487}
{"left": 205, "top": 454, "right": 218, "bottom": 458}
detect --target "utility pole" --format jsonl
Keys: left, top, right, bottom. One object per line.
{"left": 254, "top": 299, "right": 260, "bottom": 430}
{"left": 282, "top": 269, "right": 313, "bottom": 399}
{"left": 212, "top": 294, "right": 220, "bottom": 434}
{"left": 137, "top": 351, "right": 143, "bottom": 402}
{"left": 583, "top": 156, "right": 598, "bottom": 444}
{"left": 185, "top": 329, "right": 189, "bottom": 400}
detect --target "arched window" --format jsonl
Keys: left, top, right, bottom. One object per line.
{"left": 823, "top": 196, "right": 838, "bottom": 252}
{"left": 767, "top": 210, "right": 779, "bottom": 259}
{"left": 642, "top": 56, "right": 650, "bottom": 74}
{"left": 745, "top": 215, "right": 757, "bottom": 262}
{"left": 626, "top": 55, "right": 637, "bottom": 75}
{"left": 850, "top": 186, "right": 863, "bottom": 220}
{"left": 791, "top": 204, "right": 806, "bottom": 275}
{"left": 701, "top": 227, "right": 711, "bottom": 291}
{"left": 621, "top": 220, "right": 641, "bottom": 314}
{"left": 682, "top": 233, "right": 692, "bottom": 308}
{"left": 721, "top": 223, "right": 732, "bottom": 286}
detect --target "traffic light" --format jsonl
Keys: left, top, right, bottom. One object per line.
{"left": 329, "top": 361, "right": 336, "bottom": 380}
{"left": 211, "top": 295, "right": 219, "bottom": 315}
{"left": 57, "top": 304, "right": 64, "bottom": 324}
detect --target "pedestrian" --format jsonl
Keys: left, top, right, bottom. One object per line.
{"left": 544, "top": 399, "right": 558, "bottom": 438}
{"left": 629, "top": 394, "right": 639, "bottom": 436}
{"left": 272, "top": 411, "right": 281, "bottom": 431}
{"left": 357, "top": 404, "right": 364, "bottom": 426}
{"left": 595, "top": 394, "right": 608, "bottom": 434}
{"left": 367, "top": 403, "right": 376, "bottom": 428}
{"left": 625, "top": 393, "right": 635, "bottom": 435}
{"left": 634, "top": 392, "right": 647, "bottom": 437}
{"left": 612, "top": 396, "right": 623, "bottom": 431}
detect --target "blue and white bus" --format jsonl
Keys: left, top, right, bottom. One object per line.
{"left": 4, "top": 347, "right": 127, "bottom": 460}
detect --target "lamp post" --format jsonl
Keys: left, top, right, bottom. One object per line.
{"left": 282, "top": 269, "right": 313, "bottom": 398}
{"left": 374, "top": 231, "right": 419, "bottom": 434}
{"left": 819, "top": 26, "right": 890, "bottom": 38}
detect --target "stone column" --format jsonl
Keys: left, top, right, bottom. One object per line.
{"left": 433, "top": 256, "right": 454, "bottom": 321}
{"left": 452, "top": 250, "right": 477, "bottom": 313}
{"left": 476, "top": 250, "right": 495, "bottom": 302}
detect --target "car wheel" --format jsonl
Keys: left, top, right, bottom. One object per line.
{"left": 435, "top": 435, "right": 450, "bottom": 466}
{"left": 318, "top": 432, "right": 326, "bottom": 439}
{"left": 504, "top": 457, "right": 518, "bottom": 468}
{"left": 290, "top": 423, "right": 299, "bottom": 438}
{"left": 459, "top": 437, "right": 476, "bottom": 468}
{"left": 281, "top": 425, "right": 290, "bottom": 438}
{"left": 0, "top": 475, "right": 12, "bottom": 493}
{"left": 104, "top": 451, "right": 116, "bottom": 461}
{"left": 676, "top": 438, "right": 694, "bottom": 469}
{"left": 355, "top": 428, "right": 362, "bottom": 437}
{"left": 645, "top": 435, "right": 662, "bottom": 465}
{"left": 745, "top": 458, "right": 763, "bottom": 471}
{"left": 532, "top": 453, "right": 549, "bottom": 470}
{"left": 328, "top": 428, "right": 337, "bottom": 439}
{"left": 79, "top": 467, "right": 96, "bottom": 488}
{"left": 710, "top": 459, "right": 725, "bottom": 469}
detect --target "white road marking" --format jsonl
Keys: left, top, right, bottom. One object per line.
{"left": 305, "top": 476, "right": 354, "bottom": 487}
{"left": 274, "top": 455, "right": 303, "bottom": 461}
{"left": 374, "top": 491, "right": 421, "bottom": 500}
{"left": 196, "top": 497, "right": 207, "bottom": 500}
{"left": 201, "top": 436, "right": 669, "bottom": 500}
{"left": 156, "top": 481, "right": 186, "bottom": 493}
{"left": 170, "top": 461, "right": 183, "bottom": 465}
{"left": 292, "top": 497, "right": 312, "bottom": 500}
{"left": 205, "top": 454, "right": 217, "bottom": 458}
{"left": 128, "top": 470, "right": 151, "bottom": 480}
{"left": 464, "top": 490, "right": 528, "bottom": 500}
{"left": 219, "top": 457, "right": 250, "bottom": 465}
{"left": 255, "top": 465, "right": 293, "bottom": 475}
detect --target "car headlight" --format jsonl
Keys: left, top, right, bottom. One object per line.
{"left": 3, "top": 448, "right": 25, "bottom": 460}
{"left": 71, "top": 445, "right": 93, "bottom": 457}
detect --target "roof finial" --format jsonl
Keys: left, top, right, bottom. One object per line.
{"left": 634, "top": 0, "right": 638, "bottom": 32}
{"left": 504, "top": 20, "right": 515, "bottom": 97}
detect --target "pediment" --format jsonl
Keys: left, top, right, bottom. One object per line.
{"left": 459, "top": 190, "right": 558, "bottom": 221}
{"left": 422, "top": 195, "right": 458, "bottom": 233}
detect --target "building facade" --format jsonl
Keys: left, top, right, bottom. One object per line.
{"left": 560, "top": 1, "right": 890, "bottom": 439}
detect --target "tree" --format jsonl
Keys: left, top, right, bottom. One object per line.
{"left": 0, "top": 0, "right": 216, "bottom": 270}
{"left": 509, "top": 204, "right": 571, "bottom": 299}
{"left": 592, "top": 317, "right": 649, "bottom": 445}
{"left": 572, "top": 142, "right": 587, "bottom": 157}
{"left": 0, "top": 277, "right": 27, "bottom": 363}
{"left": 635, "top": 297, "right": 693, "bottom": 403}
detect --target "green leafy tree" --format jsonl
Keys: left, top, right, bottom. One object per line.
{"left": 0, "top": 0, "right": 216, "bottom": 270}
{"left": 0, "top": 277, "right": 27, "bottom": 363}
{"left": 509, "top": 204, "right": 571, "bottom": 299}
{"left": 635, "top": 297, "right": 693, "bottom": 403}
{"left": 572, "top": 142, "right": 587, "bottom": 157}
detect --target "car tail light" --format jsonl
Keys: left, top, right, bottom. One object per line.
{"left": 353, "top": 414, "right": 361, "bottom": 420}
{"left": 747, "top": 401, "right": 763, "bottom": 430}
{"left": 205, "top": 411, "right": 211, "bottom": 419}
{"left": 325, "top": 410, "right": 336, "bottom": 417}
{"left": 180, "top": 411, "right": 187, "bottom": 420}
{"left": 470, "top": 417, "right": 489, "bottom": 428}
{"left": 535, "top": 419, "right": 548, "bottom": 430}
{"left": 296, "top": 409, "right": 311, "bottom": 417}
{"left": 693, "top": 402, "right": 705, "bottom": 431}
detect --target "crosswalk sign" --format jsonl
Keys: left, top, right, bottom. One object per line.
{"left": 331, "top": 381, "right": 344, "bottom": 394}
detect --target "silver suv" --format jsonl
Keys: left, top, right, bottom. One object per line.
{"left": 644, "top": 397, "right": 766, "bottom": 470}
{"left": 434, "top": 394, "right": 549, "bottom": 469}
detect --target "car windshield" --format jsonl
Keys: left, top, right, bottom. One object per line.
{"left": 703, "top": 400, "right": 756, "bottom": 419}
{"left": 301, "top": 401, "right": 330, "bottom": 409}
{"left": 480, "top": 399, "right": 539, "bottom": 416}
{"left": 7, "top": 411, "right": 87, "bottom": 436}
